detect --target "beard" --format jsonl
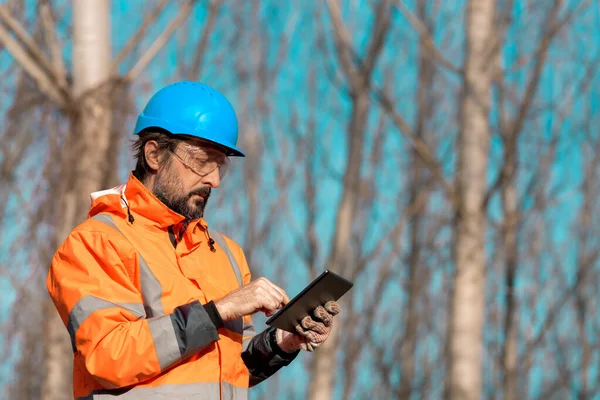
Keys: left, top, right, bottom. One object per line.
{"left": 153, "top": 167, "right": 211, "bottom": 220}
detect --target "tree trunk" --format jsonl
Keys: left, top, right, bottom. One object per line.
{"left": 311, "top": 1, "right": 391, "bottom": 397}
{"left": 42, "top": 1, "right": 112, "bottom": 399}
{"left": 576, "top": 144, "right": 596, "bottom": 400}
{"left": 307, "top": 91, "right": 369, "bottom": 400}
{"left": 446, "top": 1, "right": 494, "bottom": 399}
{"left": 399, "top": 4, "right": 433, "bottom": 394}
{"left": 500, "top": 139, "right": 518, "bottom": 400}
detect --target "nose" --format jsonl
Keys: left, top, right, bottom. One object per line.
{"left": 202, "top": 167, "right": 221, "bottom": 188}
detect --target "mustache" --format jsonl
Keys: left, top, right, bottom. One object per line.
{"left": 188, "top": 186, "right": 211, "bottom": 198}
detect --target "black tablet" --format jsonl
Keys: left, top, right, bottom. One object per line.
{"left": 265, "top": 270, "right": 354, "bottom": 333}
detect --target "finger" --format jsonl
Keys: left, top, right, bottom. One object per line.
{"left": 295, "top": 323, "right": 312, "bottom": 338}
{"left": 313, "top": 306, "right": 333, "bottom": 327}
{"left": 257, "top": 286, "right": 286, "bottom": 312}
{"left": 295, "top": 326, "right": 318, "bottom": 344}
{"left": 255, "top": 279, "right": 287, "bottom": 307}
{"left": 300, "top": 316, "right": 328, "bottom": 335}
{"left": 324, "top": 301, "right": 341, "bottom": 315}
{"left": 311, "top": 332, "right": 328, "bottom": 343}
{"left": 300, "top": 316, "right": 315, "bottom": 329}
{"left": 255, "top": 282, "right": 284, "bottom": 305}
{"left": 264, "top": 308, "right": 276, "bottom": 317}
{"left": 299, "top": 340, "right": 310, "bottom": 351}
{"left": 298, "top": 333, "right": 317, "bottom": 351}
{"left": 305, "top": 329, "right": 330, "bottom": 344}
{"left": 261, "top": 279, "right": 291, "bottom": 304}
{"left": 304, "top": 342, "right": 316, "bottom": 352}
{"left": 296, "top": 320, "right": 309, "bottom": 334}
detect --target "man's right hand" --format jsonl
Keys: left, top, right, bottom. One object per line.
{"left": 214, "top": 277, "right": 290, "bottom": 321}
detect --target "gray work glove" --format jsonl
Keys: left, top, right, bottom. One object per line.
{"left": 276, "top": 301, "right": 341, "bottom": 352}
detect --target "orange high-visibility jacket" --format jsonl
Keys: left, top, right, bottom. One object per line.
{"left": 47, "top": 174, "right": 297, "bottom": 400}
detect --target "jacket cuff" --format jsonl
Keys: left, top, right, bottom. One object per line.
{"left": 170, "top": 300, "right": 220, "bottom": 359}
{"left": 269, "top": 327, "right": 300, "bottom": 359}
{"left": 203, "top": 300, "right": 224, "bottom": 329}
{"left": 241, "top": 327, "right": 300, "bottom": 385}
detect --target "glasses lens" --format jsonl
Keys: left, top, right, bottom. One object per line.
{"left": 218, "top": 157, "right": 230, "bottom": 179}
{"left": 176, "top": 145, "right": 231, "bottom": 179}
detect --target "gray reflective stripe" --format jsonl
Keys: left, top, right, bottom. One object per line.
{"left": 91, "top": 214, "right": 164, "bottom": 317}
{"left": 223, "top": 382, "right": 232, "bottom": 400}
{"left": 241, "top": 320, "right": 256, "bottom": 352}
{"left": 223, "top": 318, "right": 243, "bottom": 335}
{"left": 138, "top": 260, "right": 164, "bottom": 317}
{"left": 77, "top": 382, "right": 247, "bottom": 400}
{"left": 208, "top": 229, "right": 243, "bottom": 287}
{"left": 242, "top": 320, "right": 255, "bottom": 336}
{"left": 242, "top": 337, "right": 253, "bottom": 353}
{"left": 147, "top": 315, "right": 181, "bottom": 370}
{"left": 233, "top": 385, "right": 248, "bottom": 400}
{"left": 209, "top": 230, "right": 249, "bottom": 343}
{"left": 92, "top": 213, "right": 118, "bottom": 228}
{"left": 67, "top": 296, "right": 146, "bottom": 352}
{"left": 222, "top": 382, "right": 248, "bottom": 400}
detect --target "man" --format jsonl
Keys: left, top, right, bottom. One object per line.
{"left": 47, "top": 81, "right": 340, "bottom": 400}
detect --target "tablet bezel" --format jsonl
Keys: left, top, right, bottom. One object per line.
{"left": 265, "top": 270, "right": 353, "bottom": 333}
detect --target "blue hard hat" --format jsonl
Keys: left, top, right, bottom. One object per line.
{"left": 134, "top": 81, "right": 245, "bottom": 157}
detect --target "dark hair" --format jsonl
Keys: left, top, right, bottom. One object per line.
{"left": 131, "top": 130, "right": 182, "bottom": 182}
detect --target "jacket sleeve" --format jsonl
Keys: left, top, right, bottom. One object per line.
{"left": 230, "top": 242, "right": 299, "bottom": 386}
{"left": 242, "top": 327, "right": 299, "bottom": 386}
{"left": 47, "top": 228, "right": 220, "bottom": 389}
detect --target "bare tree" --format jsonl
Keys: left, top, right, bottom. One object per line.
{"left": 398, "top": 2, "right": 436, "bottom": 397}
{"left": 0, "top": 1, "right": 195, "bottom": 398}
{"left": 574, "top": 129, "right": 598, "bottom": 400}
{"left": 491, "top": 1, "right": 566, "bottom": 398}
{"left": 445, "top": 1, "right": 495, "bottom": 399}
{"left": 306, "top": 1, "right": 393, "bottom": 399}
{"left": 42, "top": 1, "right": 114, "bottom": 397}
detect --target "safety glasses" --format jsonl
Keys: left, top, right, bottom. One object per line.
{"left": 167, "top": 143, "right": 230, "bottom": 179}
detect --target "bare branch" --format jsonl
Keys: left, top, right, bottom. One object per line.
{"left": 269, "top": 9, "right": 300, "bottom": 81}
{"left": 0, "top": 5, "right": 67, "bottom": 93}
{"left": 362, "top": 0, "right": 392, "bottom": 78}
{"left": 187, "top": 0, "right": 224, "bottom": 79}
{"left": 0, "top": 19, "right": 66, "bottom": 107}
{"left": 483, "top": 1, "right": 560, "bottom": 209}
{"left": 393, "top": 0, "right": 461, "bottom": 74}
{"left": 124, "top": 1, "right": 193, "bottom": 82}
{"left": 373, "top": 85, "right": 456, "bottom": 204}
{"left": 519, "top": 278, "right": 580, "bottom": 367}
{"left": 510, "top": 0, "right": 563, "bottom": 139}
{"left": 324, "top": 0, "right": 360, "bottom": 88}
{"left": 38, "top": 0, "right": 67, "bottom": 89}
{"left": 503, "top": 0, "right": 591, "bottom": 75}
{"left": 111, "top": 0, "right": 169, "bottom": 73}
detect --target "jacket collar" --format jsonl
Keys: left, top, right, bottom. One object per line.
{"left": 123, "top": 173, "right": 208, "bottom": 232}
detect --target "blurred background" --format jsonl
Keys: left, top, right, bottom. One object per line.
{"left": 1, "top": 0, "right": 599, "bottom": 399}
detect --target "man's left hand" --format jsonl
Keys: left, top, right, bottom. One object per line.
{"left": 276, "top": 301, "right": 341, "bottom": 352}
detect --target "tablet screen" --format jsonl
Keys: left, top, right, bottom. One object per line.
{"left": 265, "top": 270, "right": 353, "bottom": 333}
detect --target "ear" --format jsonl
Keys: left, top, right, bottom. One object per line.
{"left": 144, "top": 140, "right": 161, "bottom": 172}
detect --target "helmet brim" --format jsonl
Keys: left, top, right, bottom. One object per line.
{"left": 176, "top": 134, "right": 246, "bottom": 157}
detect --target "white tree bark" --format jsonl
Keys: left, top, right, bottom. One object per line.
{"left": 0, "top": 1, "right": 192, "bottom": 398}
{"left": 446, "top": 1, "right": 495, "bottom": 399}
{"left": 42, "top": 2, "right": 112, "bottom": 399}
